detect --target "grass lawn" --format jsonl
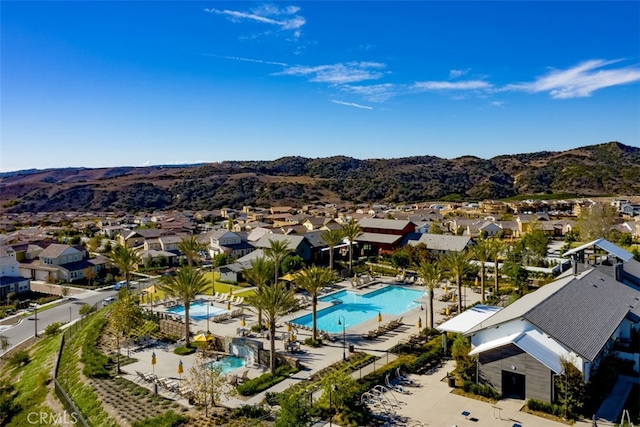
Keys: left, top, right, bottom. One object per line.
{"left": 138, "top": 271, "right": 255, "bottom": 302}
{"left": 1, "top": 336, "right": 62, "bottom": 427}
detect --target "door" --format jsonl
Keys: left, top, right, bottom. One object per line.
{"left": 502, "top": 370, "right": 526, "bottom": 399}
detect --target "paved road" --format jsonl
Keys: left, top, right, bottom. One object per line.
{"left": 0, "top": 287, "right": 118, "bottom": 354}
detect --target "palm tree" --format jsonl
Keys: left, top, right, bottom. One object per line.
{"left": 263, "top": 239, "right": 292, "bottom": 285}
{"left": 157, "top": 266, "right": 209, "bottom": 347}
{"left": 243, "top": 257, "right": 274, "bottom": 325}
{"left": 178, "top": 235, "right": 206, "bottom": 267}
{"left": 295, "top": 266, "right": 337, "bottom": 341}
{"left": 111, "top": 245, "right": 141, "bottom": 289}
{"left": 471, "top": 239, "right": 491, "bottom": 303}
{"left": 486, "top": 238, "right": 505, "bottom": 295}
{"left": 246, "top": 281, "right": 297, "bottom": 374}
{"left": 341, "top": 220, "right": 362, "bottom": 273}
{"left": 321, "top": 229, "right": 345, "bottom": 271}
{"left": 441, "top": 251, "right": 470, "bottom": 313}
{"left": 416, "top": 260, "right": 443, "bottom": 329}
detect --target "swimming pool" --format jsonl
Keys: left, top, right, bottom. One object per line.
{"left": 205, "top": 355, "right": 245, "bottom": 374}
{"left": 291, "top": 286, "right": 424, "bottom": 333}
{"left": 166, "top": 300, "right": 228, "bottom": 321}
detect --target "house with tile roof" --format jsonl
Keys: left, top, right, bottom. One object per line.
{"left": 464, "top": 239, "right": 640, "bottom": 403}
{"left": 355, "top": 218, "right": 416, "bottom": 256}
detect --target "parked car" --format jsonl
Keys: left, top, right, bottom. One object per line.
{"left": 113, "top": 280, "right": 127, "bottom": 290}
{"left": 102, "top": 297, "right": 116, "bottom": 306}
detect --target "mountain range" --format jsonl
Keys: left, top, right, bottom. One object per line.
{"left": 1, "top": 141, "right": 639, "bottom": 213}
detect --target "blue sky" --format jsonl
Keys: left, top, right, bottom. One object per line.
{"left": 2, "top": 1, "right": 639, "bottom": 172}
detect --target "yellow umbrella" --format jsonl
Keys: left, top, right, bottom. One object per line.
{"left": 377, "top": 312, "right": 382, "bottom": 324}
{"left": 240, "top": 316, "right": 246, "bottom": 327}
{"left": 265, "top": 321, "right": 270, "bottom": 329}
{"left": 289, "top": 333, "right": 295, "bottom": 342}
{"left": 226, "top": 301, "right": 231, "bottom": 311}
{"left": 475, "top": 277, "right": 479, "bottom": 287}
{"left": 194, "top": 333, "right": 213, "bottom": 342}
{"left": 151, "top": 351, "right": 156, "bottom": 375}
{"left": 287, "top": 323, "right": 292, "bottom": 332}
{"left": 417, "top": 317, "right": 423, "bottom": 329}
{"left": 228, "top": 288, "right": 233, "bottom": 297}
{"left": 178, "top": 360, "right": 183, "bottom": 380}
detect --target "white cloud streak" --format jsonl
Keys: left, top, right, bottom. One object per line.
{"left": 340, "top": 83, "right": 399, "bottom": 102}
{"left": 204, "top": 4, "right": 305, "bottom": 33}
{"left": 331, "top": 100, "right": 373, "bottom": 110}
{"left": 275, "top": 62, "right": 386, "bottom": 84}
{"left": 506, "top": 59, "right": 640, "bottom": 98}
{"left": 203, "top": 54, "right": 288, "bottom": 67}
{"left": 449, "top": 69, "right": 470, "bottom": 79}
{"left": 413, "top": 80, "right": 492, "bottom": 90}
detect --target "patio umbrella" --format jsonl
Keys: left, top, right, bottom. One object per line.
{"left": 377, "top": 312, "right": 382, "bottom": 326}
{"left": 228, "top": 288, "right": 233, "bottom": 297}
{"left": 194, "top": 333, "right": 213, "bottom": 342}
{"left": 177, "top": 360, "right": 183, "bottom": 380}
{"left": 417, "top": 317, "right": 422, "bottom": 330}
{"left": 144, "top": 285, "right": 159, "bottom": 293}
{"left": 227, "top": 301, "right": 231, "bottom": 310}
{"left": 287, "top": 323, "right": 292, "bottom": 332}
{"left": 240, "top": 316, "right": 246, "bottom": 327}
{"left": 151, "top": 351, "right": 156, "bottom": 375}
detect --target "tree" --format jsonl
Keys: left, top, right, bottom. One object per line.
{"left": 245, "top": 281, "right": 297, "bottom": 374}
{"left": 502, "top": 261, "right": 529, "bottom": 292}
{"left": 83, "top": 267, "right": 97, "bottom": 287}
{"left": 111, "top": 245, "right": 141, "bottom": 289}
{"left": 441, "top": 251, "right": 470, "bottom": 313}
{"left": 243, "top": 257, "right": 274, "bottom": 325}
{"left": 390, "top": 250, "right": 411, "bottom": 273}
{"left": 79, "top": 303, "right": 96, "bottom": 317}
{"left": 555, "top": 357, "right": 585, "bottom": 419}
{"left": 470, "top": 240, "right": 491, "bottom": 303}
{"left": 87, "top": 236, "right": 103, "bottom": 252}
{"left": 263, "top": 239, "right": 292, "bottom": 286}
{"left": 184, "top": 353, "right": 230, "bottom": 417}
{"left": 430, "top": 222, "right": 444, "bottom": 234}
{"left": 576, "top": 203, "right": 618, "bottom": 241}
{"left": 486, "top": 238, "right": 505, "bottom": 294}
{"left": 416, "top": 260, "right": 443, "bottom": 328}
{"left": 158, "top": 266, "right": 209, "bottom": 347}
{"left": 60, "top": 285, "right": 70, "bottom": 298}
{"left": 275, "top": 390, "right": 312, "bottom": 427}
{"left": 451, "top": 334, "right": 476, "bottom": 382}
{"left": 295, "top": 266, "right": 337, "bottom": 341}
{"left": 341, "top": 220, "right": 362, "bottom": 273}
{"left": 109, "top": 290, "right": 143, "bottom": 373}
{"left": 281, "top": 254, "right": 304, "bottom": 275}
{"left": 178, "top": 236, "right": 206, "bottom": 267}
{"left": 523, "top": 229, "right": 549, "bottom": 260}
{"left": 321, "top": 229, "right": 344, "bottom": 271}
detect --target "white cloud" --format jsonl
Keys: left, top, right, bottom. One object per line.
{"left": 340, "top": 83, "right": 399, "bottom": 102}
{"left": 413, "top": 80, "right": 492, "bottom": 90}
{"left": 275, "top": 62, "right": 386, "bottom": 84}
{"left": 506, "top": 59, "right": 640, "bottom": 98}
{"left": 491, "top": 101, "right": 506, "bottom": 108}
{"left": 203, "top": 54, "right": 288, "bottom": 67}
{"left": 204, "top": 4, "right": 305, "bottom": 35}
{"left": 331, "top": 100, "right": 373, "bottom": 110}
{"left": 449, "top": 69, "right": 470, "bottom": 79}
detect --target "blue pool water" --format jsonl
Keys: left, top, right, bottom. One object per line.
{"left": 291, "top": 286, "right": 423, "bottom": 333}
{"left": 205, "top": 356, "right": 246, "bottom": 374}
{"left": 166, "top": 300, "right": 228, "bottom": 321}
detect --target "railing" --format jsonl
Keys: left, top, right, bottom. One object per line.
{"left": 54, "top": 330, "right": 90, "bottom": 427}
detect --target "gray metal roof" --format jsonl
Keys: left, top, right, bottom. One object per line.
{"left": 467, "top": 268, "right": 640, "bottom": 362}
{"left": 525, "top": 269, "right": 640, "bottom": 361}
{"left": 355, "top": 232, "right": 403, "bottom": 245}
{"left": 412, "top": 233, "right": 472, "bottom": 252}
{"left": 563, "top": 238, "right": 634, "bottom": 262}
{"left": 357, "top": 218, "right": 414, "bottom": 231}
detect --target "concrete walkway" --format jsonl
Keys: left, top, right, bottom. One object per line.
{"left": 595, "top": 374, "right": 640, "bottom": 423}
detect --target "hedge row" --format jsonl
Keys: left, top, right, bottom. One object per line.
{"left": 526, "top": 398, "right": 565, "bottom": 417}
{"left": 81, "top": 317, "right": 111, "bottom": 378}
{"left": 237, "top": 365, "right": 297, "bottom": 396}
{"left": 462, "top": 380, "right": 501, "bottom": 400}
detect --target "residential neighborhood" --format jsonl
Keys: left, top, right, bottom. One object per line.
{"left": 0, "top": 197, "right": 639, "bottom": 426}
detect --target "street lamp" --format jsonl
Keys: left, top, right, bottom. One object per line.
{"left": 337, "top": 315, "right": 346, "bottom": 360}
{"left": 207, "top": 299, "right": 214, "bottom": 333}
{"left": 32, "top": 303, "right": 38, "bottom": 338}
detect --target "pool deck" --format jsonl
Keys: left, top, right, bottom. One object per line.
{"left": 119, "top": 277, "right": 579, "bottom": 425}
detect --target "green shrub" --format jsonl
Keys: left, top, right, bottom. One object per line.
{"left": 81, "top": 317, "right": 111, "bottom": 378}
{"left": 527, "top": 398, "right": 564, "bottom": 417}
{"left": 9, "top": 350, "right": 30, "bottom": 368}
{"left": 173, "top": 345, "right": 196, "bottom": 356}
{"left": 231, "top": 404, "right": 270, "bottom": 419}
{"left": 303, "top": 337, "right": 323, "bottom": 347}
{"left": 44, "top": 321, "right": 62, "bottom": 337}
{"left": 131, "top": 410, "right": 188, "bottom": 427}
{"left": 264, "top": 391, "right": 281, "bottom": 406}
{"left": 462, "top": 381, "right": 501, "bottom": 400}
{"left": 237, "top": 365, "right": 297, "bottom": 396}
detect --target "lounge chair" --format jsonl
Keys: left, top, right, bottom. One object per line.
{"left": 237, "top": 370, "right": 250, "bottom": 383}
{"left": 362, "top": 330, "right": 377, "bottom": 340}
{"left": 395, "top": 368, "right": 416, "bottom": 386}
{"left": 385, "top": 374, "right": 409, "bottom": 395}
